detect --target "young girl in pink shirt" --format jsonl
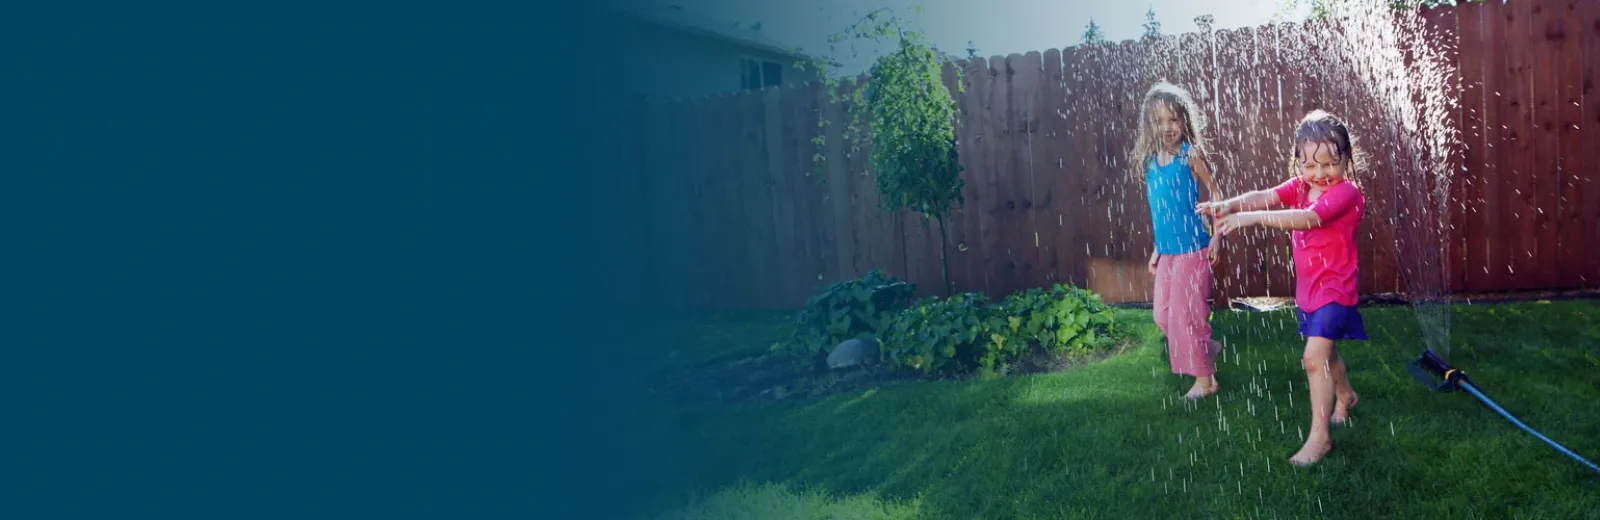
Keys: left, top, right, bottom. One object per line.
{"left": 1197, "top": 110, "right": 1365, "bottom": 467}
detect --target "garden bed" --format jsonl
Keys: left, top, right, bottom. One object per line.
{"left": 649, "top": 324, "right": 1136, "bottom": 408}
{"left": 650, "top": 272, "right": 1132, "bottom": 407}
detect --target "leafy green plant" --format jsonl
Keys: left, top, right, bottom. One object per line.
{"left": 881, "top": 284, "right": 1123, "bottom": 378}
{"left": 796, "top": 9, "right": 964, "bottom": 296}
{"left": 997, "top": 284, "right": 1120, "bottom": 356}
{"left": 881, "top": 292, "right": 1005, "bottom": 377}
{"left": 789, "top": 270, "right": 916, "bottom": 355}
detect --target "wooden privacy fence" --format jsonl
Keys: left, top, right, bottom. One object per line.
{"left": 632, "top": 0, "right": 1600, "bottom": 311}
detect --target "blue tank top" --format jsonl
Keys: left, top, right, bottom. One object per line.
{"left": 1145, "top": 142, "right": 1211, "bottom": 255}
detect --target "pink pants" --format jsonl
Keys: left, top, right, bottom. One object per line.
{"left": 1154, "top": 249, "right": 1216, "bottom": 377}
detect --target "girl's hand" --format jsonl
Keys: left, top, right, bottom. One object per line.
{"left": 1148, "top": 253, "right": 1160, "bottom": 275}
{"left": 1208, "top": 236, "right": 1222, "bottom": 266}
{"left": 1196, "top": 201, "right": 1230, "bottom": 218}
{"left": 1216, "top": 213, "right": 1254, "bottom": 236}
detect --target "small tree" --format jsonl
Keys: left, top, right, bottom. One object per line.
{"left": 1082, "top": 18, "right": 1105, "bottom": 45}
{"left": 1142, "top": 8, "right": 1162, "bottom": 40}
{"left": 797, "top": 9, "right": 965, "bottom": 295}
{"left": 865, "top": 36, "right": 964, "bottom": 296}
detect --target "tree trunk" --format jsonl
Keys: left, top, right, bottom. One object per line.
{"left": 935, "top": 214, "right": 952, "bottom": 296}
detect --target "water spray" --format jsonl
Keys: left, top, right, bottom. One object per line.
{"left": 1408, "top": 349, "right": 1600, "bottom": 475}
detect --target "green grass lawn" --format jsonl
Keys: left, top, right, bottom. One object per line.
{"left": 627, "top": 301, "right": 1600, "bottom": 519}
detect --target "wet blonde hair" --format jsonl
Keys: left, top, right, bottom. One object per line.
{"left": 1129, "top": 81, "right": 1210, "bottom": 181}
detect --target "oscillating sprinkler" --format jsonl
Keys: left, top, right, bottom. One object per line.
{"left": 1408, "top": 349, "right": 1600, "bottom": 475}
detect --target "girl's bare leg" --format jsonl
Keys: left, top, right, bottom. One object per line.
{"left": 1330, "top": 352, "right": 1359, "bottom": 424}
{"left": 1291, "top": 336, "right": 1336, "bottom": 466}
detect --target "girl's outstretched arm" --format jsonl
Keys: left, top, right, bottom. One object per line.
{"left": 1216, "top": 209, "right": 1320, "bottom": 236}
{"left": 1219, "top": 179, "right": 1359, "bottom": 236}
{"left": 1197, "top": 188, "right": 1281, "bottom": 218}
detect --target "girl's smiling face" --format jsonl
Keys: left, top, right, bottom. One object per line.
{"left": 1150, "top": 102, "right": 1184, "bottom": 151}
{"left": 1297, "top": 140, "right": 1348, "bottom": 190}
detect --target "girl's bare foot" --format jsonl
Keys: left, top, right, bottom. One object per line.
{"left": 1290, "top": 434, "right": 1333, "bottom": 466}
{"left": 1180, "top": 341, "right": 1224, "bottom": 400}
{"left": 1332, "top": 391, "right": 1359, "bottom": 425}
{"left": 1183, "top": 376, "right": 1218, "bottom": 400}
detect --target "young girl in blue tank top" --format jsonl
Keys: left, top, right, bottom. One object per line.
{"left": 1130, "top": 82, "right": 1224, "bottom": 400}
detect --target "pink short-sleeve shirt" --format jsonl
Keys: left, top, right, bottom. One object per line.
{"left": 1273, "top": 177, "right": 1365, "bottom": 312}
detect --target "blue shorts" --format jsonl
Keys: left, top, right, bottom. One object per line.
{"left": 1297, "top": 303, "right": 1367, "bottom": 341}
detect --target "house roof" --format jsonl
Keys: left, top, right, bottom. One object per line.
{"left": 606, "top": 2, "right": 807, "bottom": 60}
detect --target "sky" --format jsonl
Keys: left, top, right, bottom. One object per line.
{"left": 663, "top": 0, "right": 1313, "bottom": 74}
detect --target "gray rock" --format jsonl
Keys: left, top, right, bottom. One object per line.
{"left": 827, "top": 338, "right": 879, "bottom": 369}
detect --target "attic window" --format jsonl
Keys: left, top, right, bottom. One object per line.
{"left": 741, "top": 57, "right": 782, "bottom": 89}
